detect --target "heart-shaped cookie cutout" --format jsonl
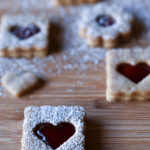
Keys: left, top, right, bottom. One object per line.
{"left": 117, "top": 63, "right": 150, "bottom": 84}
{"left": 1, "top": 72, "right": 39, "bottom": 97}
{"left": 9, "top": 24, "right": 41, "bottom": 40}
{"left": 33, "top": 123, "right": 75, "bottom": 149}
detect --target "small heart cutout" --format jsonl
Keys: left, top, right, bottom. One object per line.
{"left": 33, "top": 123, "right": 75, "bottom": 149}
{"left": 9, "top": 24, "right": 41, "bottom": 40}
{"left": 117, "top": 63, "right": 150, "bottom": 84}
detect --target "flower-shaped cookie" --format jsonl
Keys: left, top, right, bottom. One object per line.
{"left": 79, "top": 3, "right": 134, "bottom": 48}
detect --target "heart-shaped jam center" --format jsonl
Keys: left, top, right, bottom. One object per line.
{"left": 33, "top": 123, "right": 75, "bottom": 149}
{"left": 96, "top": 15, "right": 115, "bottom": 27}
{"left": 117, "top": 63, "right": 150, "bottom": 84}
{"left": 9, "top": 24, "right": 41, "bottom": 40}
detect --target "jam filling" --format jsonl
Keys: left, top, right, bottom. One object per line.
{"left": 96, "top": 15, "right": 115, "bottom": 27}
{"left": 33, "top": 122, "right": 75, "bottom": 149}
{"left": 117, "top": 63, "right": 150, "bottom": 84}
{"left": 9, "top": 24, "right": 41, "bottom": 40}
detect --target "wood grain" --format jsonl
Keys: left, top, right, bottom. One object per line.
{"left": 1, "top": 0, "right": 150, "bottom": 150}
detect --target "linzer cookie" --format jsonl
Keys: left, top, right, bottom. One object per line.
{"left": 106, "top": 47, "right": 150, "bottom": 102}
{"left": 53, "top": 0, "right": 98, "bottom": 6}
{"left": 0, "top": 14, "right": 50, "bottom": 58}
{"left": 1, "top": 72, "right": 39, "bottom": 97}
{"left": 22, "top": 106, "right": 85, "bottom": 150}
{"left": 79, "top": 3, "right": 133, "bottom": 48}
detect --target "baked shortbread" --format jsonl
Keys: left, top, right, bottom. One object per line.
{"left": 22, "top": 106, "right": 85, "bottom": 150}
{"left": 53, "top": 0, "right": 98, "bottom": 6}
{"left": 1, "top": 72, "right": 39, "bottom": 97}
{"left": 79, "top": 3, "right": 133, "bottom": 48}
{"left": 106, "top": 47, "right": 150, "bottom": 102}
{"left": 0, "top": 14, "right": 50, "bottom": 58}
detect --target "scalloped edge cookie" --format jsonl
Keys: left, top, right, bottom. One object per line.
{"left": 79, "top": 2, "right": 134, "bottom": 48}
{"left": 0, "top": 14, "right": 50, "bottom": 58}
{"left": 53, "top": 0, "right": 98, "bottom": 6}
{"left": 22, "top": 105, "right": 85, "bottom": 150}
{"left": 106, "top": 47, "right": 150, "bottom": 102}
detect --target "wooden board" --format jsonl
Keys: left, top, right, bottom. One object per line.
{"left": 1, "top": 0, "right": 150, "bottom": 150}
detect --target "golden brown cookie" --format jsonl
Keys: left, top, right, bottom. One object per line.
{"left": 53, "top": 0, "right": 98, "bottom": 6}
{"left": 1, "top": 72, "right": 39, "bottom": 97}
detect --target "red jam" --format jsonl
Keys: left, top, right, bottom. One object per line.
{"left": 9, "top": 24, "right": 40, "bottom": 40}
{"left": 117, "top": 63, "right": 150, "bottom": 84}
{"left": 33, "top": 123, "right": 75, "bottom": 149}
{"left": 96, "top": 15, "right": 115, "bottom": 27}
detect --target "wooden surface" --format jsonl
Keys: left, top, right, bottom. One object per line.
{"left": 1, "top": 1, "right": 150, "bottom": 150}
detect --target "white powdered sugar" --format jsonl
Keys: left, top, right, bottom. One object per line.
{"left": 0, "top": 0, "right": 149, "bottom": 97}
{"left": 79, "top": 2, "right": 133, "bottom": 38}
{"left": 0, "top": 14, "right": 49, "bottom": 53}
{"left": 22, "top": 105, "right": 85, "bottom": 150}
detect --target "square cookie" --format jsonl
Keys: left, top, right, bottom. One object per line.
{"left": 22, "top": 106, "right": 85, "bottom": 150}
{"left": 53, "top": 0, "right": 98, "bottom": 6}
{"left": 0, "top": 14, "right": 50, "bottom": 58}
{"left": 106, "top": 47, "right": 150, "bottom": 102}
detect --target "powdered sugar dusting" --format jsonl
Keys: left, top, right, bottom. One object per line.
{"left": 22, "top": 106, "right": 85, "bottom": 150}
{"left": 0, "top": 0, "right": 149, "bottom": 97}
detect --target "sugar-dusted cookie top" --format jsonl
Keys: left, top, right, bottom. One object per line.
{"left": 79, "top": 2, "right": 133, "bottom": 48}
{"left": 0, "top": 14, "right": 50, "bottom": 58}
{"left": 22, "top": 105, "right": 85, "bottom": 150}
{"left": 106, "top": 47, "right": 150, "bottom": 102}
